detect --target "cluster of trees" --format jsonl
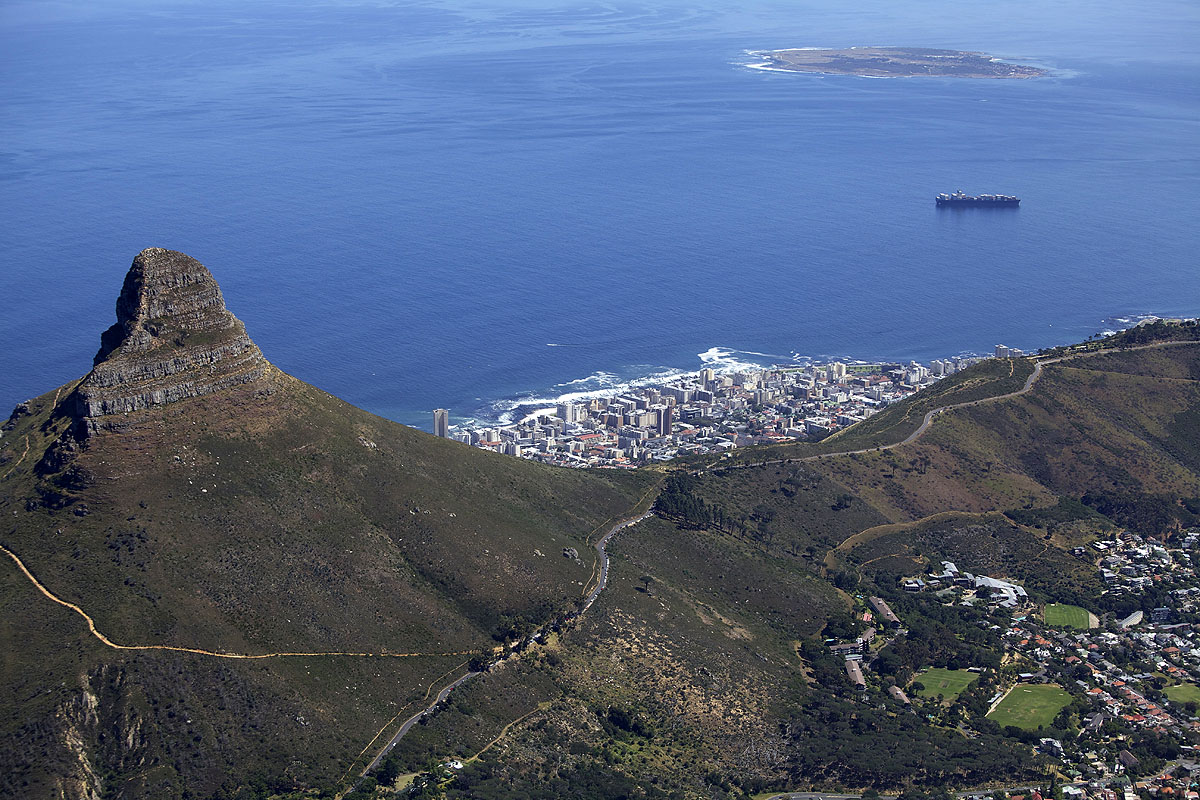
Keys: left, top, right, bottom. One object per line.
{"left": 653, "top": 474, "right": 736, "bottom": 531}
{"left": 1124, "top": 729, "right": 1181, "bottom": 777}
{"left": 1096, "top": 582, "right": 1191, "bottom": 617}
{"left": 777, "top": 691, "right": 1042, "bottom": 789}
{"left": 873, "top": 596, "right": 1003, "bottom": 679}
{"left": 443, "top": 760, "right": 685, "bottom": 800}
{"left": 797, "top": 638, "right": 859, "bottom": 698}
{"left": 1004, "top": 495, "right": 1106, "bottom": 529}
{"left": 489, "top": 596, "right": 563, "bottom": 644}
{"left": 208, "top": 779, "right": 334, "bottom": 800}
{"left": 1082, "top": 489, "right": 1199, "bottom": 537}
{"left": 948, "top": 673, "right": 1002, "bottom": 722}
{"left": 823, "top": 612, "right": 867, "bottom": 641}
{"left": 598, "top": 705, "right": 654, "bottom": 740}
{"left": 777, "top": 469, "right": 820, "bottom": 498}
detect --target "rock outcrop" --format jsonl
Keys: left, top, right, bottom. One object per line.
{"left": 73, "top": 248, "right": 268, "bottom": 430}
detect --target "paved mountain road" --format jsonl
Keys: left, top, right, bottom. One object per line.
{"left": 363, "top": 670, "right": 480, "bottom": 774}
{"left": 358, "top": 508, "right": 655, "bottom": 777}
{"left": 581, "top": 509, "right": 655, "bottom": 614}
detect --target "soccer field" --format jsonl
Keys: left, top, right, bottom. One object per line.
{"left": 915, "top": 668, "right": 978, "bottom": 702}
{"left": 988, "top": 684, "right": 1072, "bottom": 730}
{"left": 1165, "top": 683, "right": 1200, "bottom": 705}
{"left": 1044, "top": 603, "right": 1093, "bottom": 630}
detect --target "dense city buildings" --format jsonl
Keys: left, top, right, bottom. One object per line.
{"left": 438, "top": 354, "right": 990, "bottom": 466}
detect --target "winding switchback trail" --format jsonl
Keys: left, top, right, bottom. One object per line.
{"left": 6, "top": 339, "right": 1196, "bottom": 790}
{"left": 1, "top": 471, "right": 660, "bottom": 787}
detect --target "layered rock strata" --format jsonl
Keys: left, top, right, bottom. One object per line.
{"left": 73, "top": 248, "right": 268, "bottom": 428}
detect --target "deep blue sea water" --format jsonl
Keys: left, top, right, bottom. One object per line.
{"left": 2, "top": 0, "right": 1198, "bottom": 430}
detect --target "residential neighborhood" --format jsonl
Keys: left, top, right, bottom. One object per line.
{"left": 844, "top": 526, "right": 1200, "bottom": 795}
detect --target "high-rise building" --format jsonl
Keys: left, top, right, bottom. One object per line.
{"left": 433, "top": 408, "right": 449, "bottom": 438}
{"left": 557, "top": 402, "right": 578, "bottom": 423}
{"left": 657, "top": 405, "right": 673, "bottom": 437}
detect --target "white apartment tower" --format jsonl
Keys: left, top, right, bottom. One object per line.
{"left": 557, "top": 402, "right": 579, "bottom": 423}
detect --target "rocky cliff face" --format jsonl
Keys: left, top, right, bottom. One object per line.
{"left": 73, "top": 248, "right": 268, "bottom": 430}
{"left": 0, "top": 665, "right": 155, "bottom": 800}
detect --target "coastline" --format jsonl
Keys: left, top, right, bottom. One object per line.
{"left": 438, "top": 344, "right": 1026, "bottom": 467}
{"left": 431, "top": 312, "right": 1195, "bottom": 468}
{"left": 446, "top": 312, "right": 1167, "bottom": 432}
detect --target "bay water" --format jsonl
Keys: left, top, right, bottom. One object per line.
{"left": 2, "top": 0, "right": 1198, "bottom": 429}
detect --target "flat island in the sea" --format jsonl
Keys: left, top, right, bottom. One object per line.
{"left": 751, "top": 47, "right": 1047, "bottom": 79}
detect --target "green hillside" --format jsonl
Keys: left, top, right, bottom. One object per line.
{"left": 406, "top": 337, "right": 1200, "bottom": 796}
{"left": 0, "top": 254, "right": 652, "bottom": 799}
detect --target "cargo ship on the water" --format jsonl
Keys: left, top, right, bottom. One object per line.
{"left": 936, "top": 190, "right": 1020, "bottom": 206}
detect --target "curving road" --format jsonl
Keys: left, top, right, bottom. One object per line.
{"left": 581, "top": 510, "right": 655, "bottom": 613}
{"left": 363, "top": 670, "right": 479, "bottom": 774}
{"left": 355, "top": 339, "right": 1199, "bottom": 782}
{"left": 692, "top": 360, "right": 1043, "bottom": 476}
{"left": 358, "top": 508, "right": 654, "bottom": 777}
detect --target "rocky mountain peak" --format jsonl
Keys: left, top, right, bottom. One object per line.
{"left": 74, "top": 248, "right": 268, "bottom": 427}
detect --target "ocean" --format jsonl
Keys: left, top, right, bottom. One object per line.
{"left": 2, "top": 0, "right": 1198, "bottom": 430}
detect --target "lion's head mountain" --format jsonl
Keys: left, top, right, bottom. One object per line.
{"left": 76, "top": 248, "right": 269, "bottom": 426}
{"left": 1, "top": 248, "right": 652, "bottom": 798}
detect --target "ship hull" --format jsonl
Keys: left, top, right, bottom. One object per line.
{"left": 936, "top": 198, "right": 1019, "bottom": 206}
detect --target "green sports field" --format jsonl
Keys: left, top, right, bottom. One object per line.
{"left": 915, "top": 668, "right": 978, "bottom": 702}
{"left": 1044, "top": 603, "right": 1093, "bottom": 630}
{"left": 1165, "top": 683, "right": 1200, "bottom": 705}
{"left": 988, "top": 684, "right": 1072, "bottom": 730}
